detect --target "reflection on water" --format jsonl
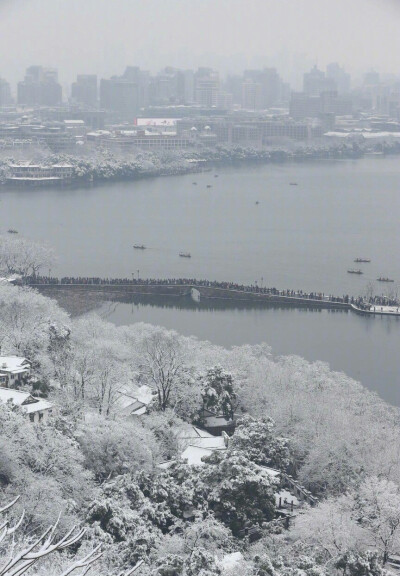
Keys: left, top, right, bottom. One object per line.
{"left": 99, "top": 295, "right": 400, "bottom": 407}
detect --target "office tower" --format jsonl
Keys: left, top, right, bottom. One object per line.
{"left": 17, "top": 66, "right": 62, "bottom": 106}
{"left": 326, "top": 63, "right": 351, "bottom": 94}
{"left": 303, "top": 65, "right": 336, "bottom": 96}
{"left": 0, "top": 78, "right": 12, "bottom": 107}
{"left": 71, "top": 75, "right": 98, "bottom": 107}
{"left": 194, "top": 68, "right": 220, "bottom": 107}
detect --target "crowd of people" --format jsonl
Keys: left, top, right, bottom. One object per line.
{"left": 23, "top": 275, "right": 384, "bottom": 306}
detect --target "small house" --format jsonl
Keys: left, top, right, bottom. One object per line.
{"left": 0, "top": 387, "right": 55, "bottom": 423}
{"left": 0, "top": 357, "right": 32, "bottom": 388}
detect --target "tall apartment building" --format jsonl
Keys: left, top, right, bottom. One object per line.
{"left": 326, "top": 63, "right": 351, "bottom": 94}
{"left": 71, "top": 75, "right": 98, "bottom": 108}
{"left": 194, "top": 68, "right": 220, "bottom": 108}
{"left": 0, "top": 78, "right": 12, "bottom": 107}
{"left": 303, "top": 66, "right": 336, "bottom": 97}
{"left": 100, "top": 77, "right": 139, "bottom": 118}
{"left": 242, "top": 79, "right": 263, "bottom": 110}
{"left": 242, "top": 68, "right": 283, "bottom": 109}
{"left": 122, "top": 66, "right": 150, "bottom": 109}
{"left": 17, "top": 66, "right": 62, "bottom": 106}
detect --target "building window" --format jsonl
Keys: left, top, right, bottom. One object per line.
{"left": 39, "top": 412, "right": 43, "bottom": 421}
{"left": 29, "top": 414, "right": 34, "bottom": 422}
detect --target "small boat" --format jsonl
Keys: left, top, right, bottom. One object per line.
{"left": 7, "top": 229, "right": 18, "bottom": 234}
{"left": 192, "top": 182, "right": 197, "bottom": 185}
{"left": 377, "top": 277, "right": 394, "bottom": 282}
{"left": 133, "top": 245, "right": 146, "bottom": 250}
{"left": 255, "top": 201, "right": 260, "bottom": 205}
{"left": 354, "top": 258, "right": 371, "bottom": 263}
{"left": 179, "top": 252, "right": 191, "bottom": 258}
{"left": 206, "top": 184, "right": 212, "bottom": 188}
{"left": 347, "top": 269, "right": 363, "bottom": 275}
{"left": 214, "top": 174, "right": 219, "bottom": 178}
{"left": 289, "top": 182, "right": 298, "bottom": 186}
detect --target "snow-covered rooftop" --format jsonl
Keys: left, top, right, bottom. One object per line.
{"left": 181, "top": 445, "right": 216, "bottom": 466}
{"left": 0, "top": 357, "right": 31, "bottom": 374}
{"left": 0, "top": 387, "right": 53, "bottom": 413}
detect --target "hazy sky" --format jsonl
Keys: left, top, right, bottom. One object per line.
{"left": 0, "top": 0, "right": 399, "bottom": 90}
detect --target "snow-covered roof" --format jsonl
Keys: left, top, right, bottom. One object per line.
{"left": 181, "top": 445, "right": 216, "bottom": 466}
{"left": 175, "top": 425, "right": 214, "bottom": 440}
{"left": 0, "top": 357, "right": 31, "bottom": 374}
{"left": 180, "top": 432, "right": 227, "bottom": 465}
{"left": 0, "top": 387, "right": 53, "bottom": 413}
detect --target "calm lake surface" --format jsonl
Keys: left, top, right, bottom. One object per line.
{"left": 2, "top": 157, "right": 400, "bottom": 403}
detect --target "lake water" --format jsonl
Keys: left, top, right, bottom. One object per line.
{"left": 2, "top": 157, "right": 400, "bottom": 404}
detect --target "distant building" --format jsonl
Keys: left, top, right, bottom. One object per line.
{"left": 0, "top": 387, "right": 55, "bottom": 423}
{"left": 364, "top": 71, "right": 380, "bottom": 86}
{"left": 242, "top": 79, "right": 263, "bottom": 111}
{"left": 290, "top": 90, "right": 352, "bottom": 119}
{"left": 216, "top": 91, "right": 233, "bottom": 110}
{"left": 7, "top": 163, "right": 74, "bottom": 185}
{"left": 17, "top": 66, "right": 62, "bottom": 106}
{"left": 0, "top": 78, "right": 12, "bottom": 108}
{"left": 100, "top": 77, "right": 139, "bottom": 119}
{"left": 290, "top": 92, "right": 321, "bottom": 118}
{"left": 194, "top": 68, "right": 220, "bottom": 107}
{"left": 243, "top": 68, "right": 283, "bottom": 108}
{"left": 326, "top": 63, "right": 351, "bottom": 94}
{"left": 71, "top": 75, "right": 97, "bottom": 108}
{"left": 303, "top": 65, "right": 336, "bottom": 97}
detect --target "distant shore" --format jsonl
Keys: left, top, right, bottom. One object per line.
{"left": 2, "top": 140, "right": 399, "bottom": 189}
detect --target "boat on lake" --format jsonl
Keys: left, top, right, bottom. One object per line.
{"left": 192, "top": 182, "right": 197, "bottom": 185}
{"left": 354, "top": 258, "right": 371, "bottom": 263}
{"left": 133, "top": 245, "right": 146, "bottom": 250}
{"left": 179, "top": 252, "right": 191, "bottom": 258}
{"left": 289, "top": 182, "right": 298, "bottom": 186}
{"left": 255, "top": 201, "right": 260, "bottom": 205}
{"left": 206, "top": 184, "right": 212, "bottom": 188}
{"left": 347, "top": 269, "right": 363, "bottom": 274}
{"left": 7, "top": 229, "right": 18, "bottom": 234}
{"left": 377, "top": 277, "right": 394, "bottom": 282}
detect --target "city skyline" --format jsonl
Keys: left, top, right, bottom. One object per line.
{"left": 0, "top": 0, "right": 400, "bottom": 90}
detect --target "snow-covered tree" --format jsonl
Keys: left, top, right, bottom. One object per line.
{"left": 0, "top": 234, "right": 55, "bottom": 278}
{"left": 199, "top": 366, "right": 238, "bottom": 420}
{"left": 229, "top": 415, "right": 290, "bottom": 470}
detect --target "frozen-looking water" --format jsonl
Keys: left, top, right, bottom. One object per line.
{"left": 1, "top": 156, "right": 399, "bottom": 404}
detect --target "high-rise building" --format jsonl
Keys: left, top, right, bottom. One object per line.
{"left": 225, "top": 75, "right": 243, "bottom": 106}
{"left": 122, "top": 66, "right": 150, "bottom": 109}
{"left": 0, "top": 78, "right": 12, "bottom": 107}
{"left": 17, "top": 66, "right": 62, "bottom": 106}
{"left": 242, "top": 79, "right": 263, "bottom": 111}
{"left": 303, "top": 66, "right": 336, "bottom": 97}
{"left": 326, "top": 63, "right": 351, "bottom": 94}
{"left": 71, "top": 75, "right": 97, "bottom": 108}
{"left": 364, "top": 71, "right": 380, "bottom": 86}
{"left": 290, "top": 92, "right": 321, "bottom": 118}
{"left": 242, "top": 68, "right": 283, "bottom": 109}
{"left": 194, "top": 68, "right": 220, "bottom": 107}
{"left": 100, "top": 77, "right": 139, "bottom": 118}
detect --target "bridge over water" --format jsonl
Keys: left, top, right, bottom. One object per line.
{"left": 25, "top": 276, "right": 400, "bottom": 317}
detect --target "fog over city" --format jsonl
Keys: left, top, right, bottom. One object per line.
{"left": 1, "top": 0, "right": 400, "bottom": 88}
{"left": 2, "top": 2, "right": 400, "bottom": 575}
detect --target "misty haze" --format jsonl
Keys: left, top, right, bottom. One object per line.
{"left": 0, "top": 1, "right": 400, "bottom": 576}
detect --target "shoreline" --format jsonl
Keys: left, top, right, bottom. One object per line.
{"left": 2, "top": 142, "right": 398, "bottom": 190}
